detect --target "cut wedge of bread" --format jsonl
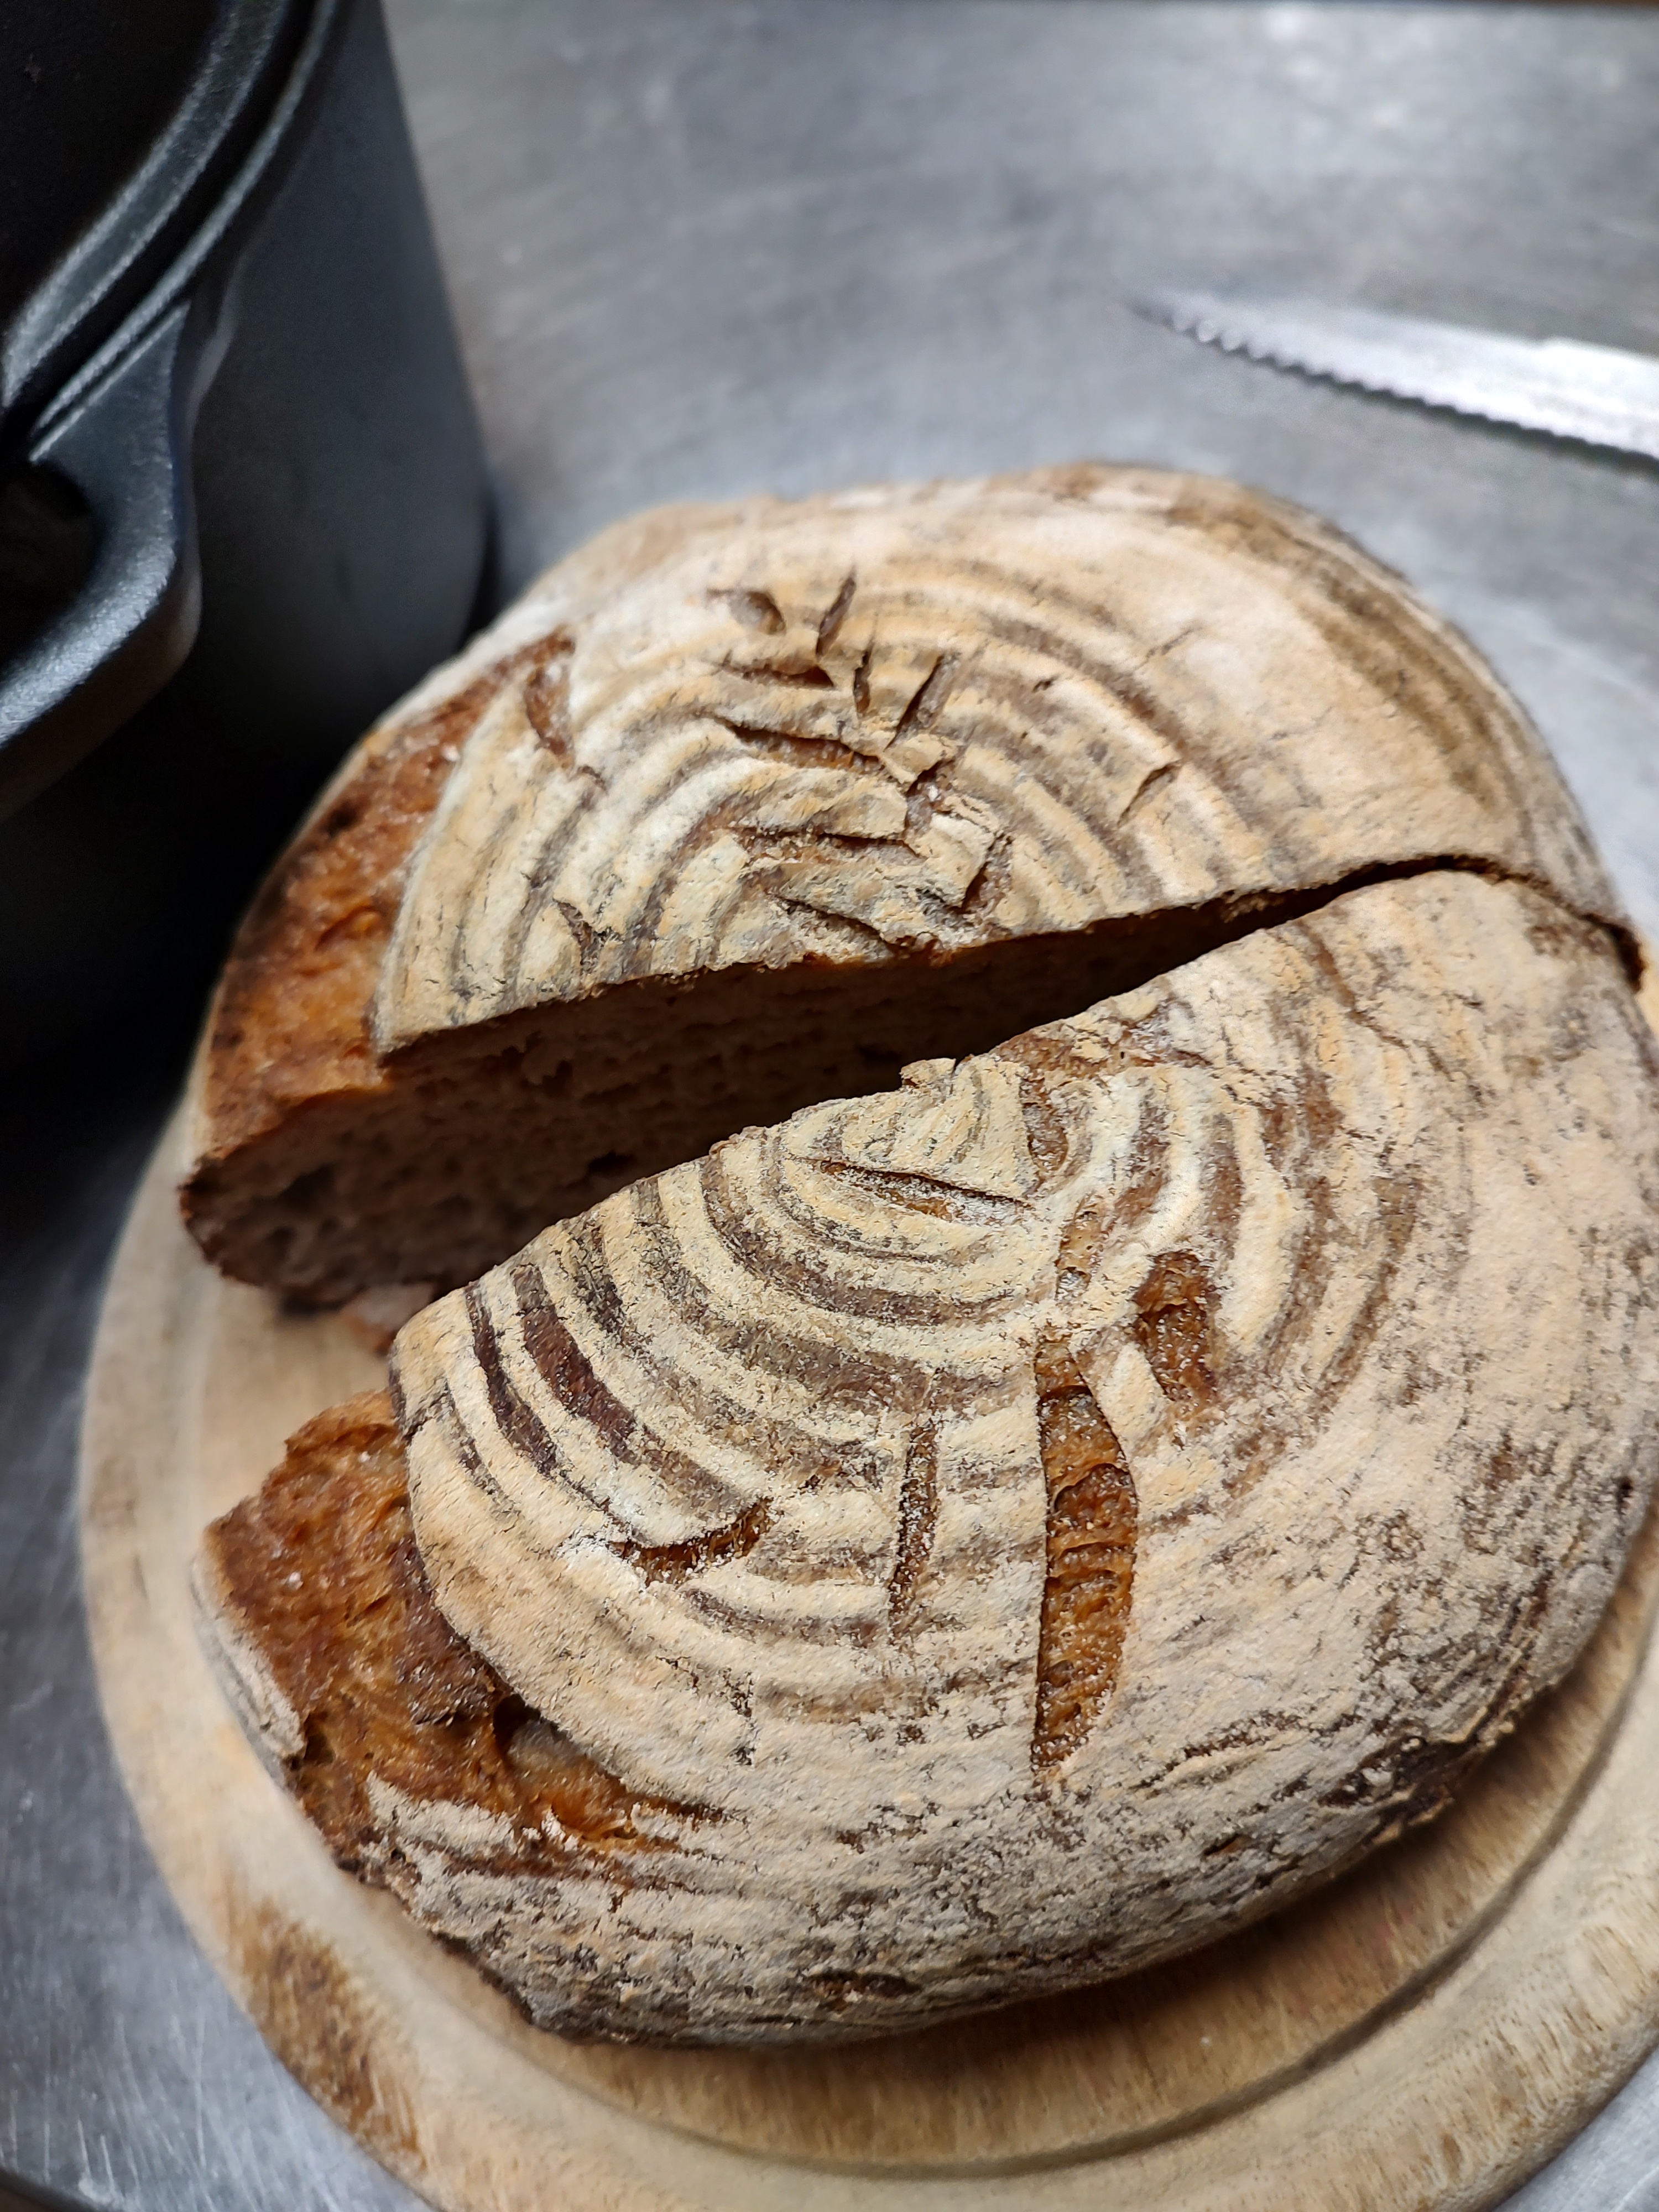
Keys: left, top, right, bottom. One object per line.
{"left": 179, "top": 466, "right": 1624, "bottom": 1307}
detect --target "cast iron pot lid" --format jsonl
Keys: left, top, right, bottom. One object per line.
{"left": 0, "top": 0, "right": 353, "bottom": 818}
{"left": 0, "top": 0, "right": 316, "bottom": 458}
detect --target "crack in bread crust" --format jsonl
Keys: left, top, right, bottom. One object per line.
{"left": 1031, "top": 1337, "right": 1138, "bottom": 1776}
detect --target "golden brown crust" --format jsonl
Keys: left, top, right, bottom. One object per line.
{"left": 189, "top": 494, "right": 734, "bottom": 1185}
{"left": 199, "top": 645, "right": 566, "bottom": 1164}
{"left": 195, "top": 1391, "right": 675, "bottom": 1877}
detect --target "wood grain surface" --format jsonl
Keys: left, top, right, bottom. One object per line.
{"left": 81, "top": 1064, "right": 1659, "bottom": 2211}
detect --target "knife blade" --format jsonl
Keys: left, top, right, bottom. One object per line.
{"left": 1137, "top": 290, "right": 1659, "bottom": 462}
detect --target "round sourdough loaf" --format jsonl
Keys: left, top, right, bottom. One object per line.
{"left": 186, "top": 466, "right": 1659, "bottom": 2046}
{"left": 178, "top": 465, "right": 1624, "bottom": 1307}
{"left": 197, "top": 867, "right": 1659, "bottom": 2044}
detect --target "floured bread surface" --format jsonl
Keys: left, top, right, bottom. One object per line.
{"left": 197, "top": 869, "right": 1659, "bottom": 2046}
{"left": 179, "top": 466, "right": 1622, "bottom": 1306}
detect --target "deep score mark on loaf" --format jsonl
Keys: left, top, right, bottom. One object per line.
{"left": 185, "top": 467, "right": 1659, "bottom": 2046}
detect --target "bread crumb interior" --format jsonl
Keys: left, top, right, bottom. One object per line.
{"left": 184, "top": 873, "right": 1430, "bottom": 1307}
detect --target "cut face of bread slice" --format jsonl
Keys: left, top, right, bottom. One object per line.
{"left": 179, "top": 467, "right": 1624, "bottom": 1306}
{"left": 202, "top": 870, "right": 1659, "bottom": 2044}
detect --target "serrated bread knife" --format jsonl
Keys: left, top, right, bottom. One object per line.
{"left": 1138, "top": 290, "right": 1659, "bottom": 462}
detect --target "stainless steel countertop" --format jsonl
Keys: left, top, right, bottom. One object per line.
{"left": 7, "top": 5, "right": 1659, "bottom": 2205}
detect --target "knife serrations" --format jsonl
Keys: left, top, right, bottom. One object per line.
{"left": 1137, "top": 290, "right": 1659, "bottom": 462}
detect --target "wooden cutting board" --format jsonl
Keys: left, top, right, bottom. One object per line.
{"left": 80, "top": 1103, "right": 1659, "bottom": 2212}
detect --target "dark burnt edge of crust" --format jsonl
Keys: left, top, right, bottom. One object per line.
{"left": 192, "top": 631, "right": 580, "bottom": 1132}
{"left": 188, "top": 1410, "right": 812, "bottom": 2048}
{"left": 189, "top": 1485, "right": 912, "bottom": 2049}
{"left": 190, "top": 1533, "right": 565, "bottom": 2041}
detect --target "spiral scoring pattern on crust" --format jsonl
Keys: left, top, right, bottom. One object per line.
{"left": 384, "top": 871, "right": 1659, "bottom": 2043}
{"left": 370, "top": 469, "right": 1616, "bottom": 1054}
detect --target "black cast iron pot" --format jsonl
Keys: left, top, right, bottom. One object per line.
{"left": 0, "top": 0, "right": 489, "bottom": 1066}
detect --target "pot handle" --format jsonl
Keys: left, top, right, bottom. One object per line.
{"left": 0, "top": 300, "right": 208, "bottom": 823}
